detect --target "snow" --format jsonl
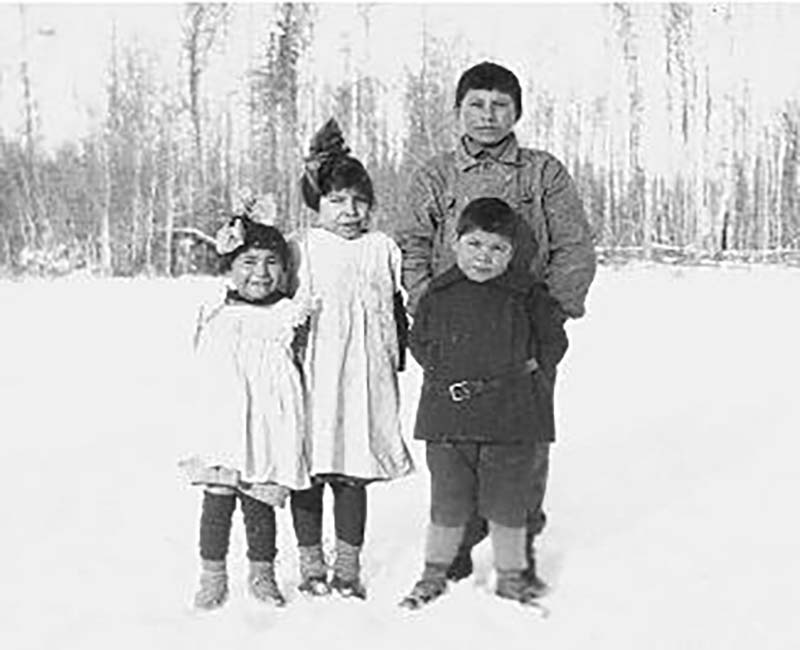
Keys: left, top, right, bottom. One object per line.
{"left": 1, "top": 264, "right": 798, "bottom": 650}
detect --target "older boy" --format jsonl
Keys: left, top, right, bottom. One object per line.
{"left": 398, "top": 61, "right": 596, "bottom": 590}
{"left": 399, "top": 197, "right": 567, "bottom": 609}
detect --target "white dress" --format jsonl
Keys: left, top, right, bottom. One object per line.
{"left": 179, "top": 288, "right": 312, "bottom": 494}
{"left": 290, "top": 228, "right": 414, "bottom": 481}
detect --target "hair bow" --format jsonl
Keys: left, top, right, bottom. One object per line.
{"left": 303, "top": 118, "right": 350, "bottom": 193}
{"left": 215, "top": 217, "right": 246, "bottom": 255}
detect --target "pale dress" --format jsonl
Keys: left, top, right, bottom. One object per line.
{"left": 179, "top": 288, "right": 313, "bottom": 499}
{"left": 290, "top": 227, "right": 414, "bottom": 481}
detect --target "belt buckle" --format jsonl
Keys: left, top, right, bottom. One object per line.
{"left": 448, "top": 380, "right": 471, "bottom": 402}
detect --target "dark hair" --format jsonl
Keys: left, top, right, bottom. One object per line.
{"left": 218, "top": 217, "right": 290, "bottom": 273}
{"left": 456, "top": 197, "right": 520, "bottom": 244}
{"left": 300, "top": 118, "right": 374, "bottom": 212}
{"left": 300, "top": 155, "right": 374, "bottom": 212}
{"left": 455, "top": 61, "right": 523, "bottom": 120}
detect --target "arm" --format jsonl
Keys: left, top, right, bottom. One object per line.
{"left": 540, "top": 155, "right": 597, "bottom": 319}
{"left": 387, "top": 238, "right": 409, "bottom": 372}
{"left": 396, "top": 162, "right": 447, "bottom": 316}
{"left": 407, "top": 291, "right": 436, "bottom": 372}
{"left": 528, "top": 284, "right": 569, "bottom": 379}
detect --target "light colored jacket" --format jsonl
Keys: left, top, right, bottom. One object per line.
{"left": 398, "top": 134, "right": 597, "bottom": 318}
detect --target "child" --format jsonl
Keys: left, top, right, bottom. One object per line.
{"left": 287, "top": 118, "right": 414, "bottom": 600}
{"left": 398, "top": 60, "right": 596, "bottom": 589}
{"left": 179, "top": 214, "right": 313, "bottom": 610}
{"left": 399, "top": 197, "right": 568, "bottom": 609}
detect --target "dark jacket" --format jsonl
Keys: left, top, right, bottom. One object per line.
{"left": 409, "top": 265, "right": 568, "bottom": 444}
{"left": 398, "top": 134, "right": 596, "bottom": 318}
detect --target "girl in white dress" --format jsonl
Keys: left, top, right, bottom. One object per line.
{"left": 179, "top": 215, "right": 313, "bottom": 610}
{"left": 287, "top": 119, "right": 414, "bottom": 599}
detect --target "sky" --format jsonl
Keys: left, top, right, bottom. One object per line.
{"left": 3, "top": 3, "right": 800, "bottom": 155}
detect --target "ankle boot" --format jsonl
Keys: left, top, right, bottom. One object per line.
{"left": 495, "top": 569, "right": 544, "bottom": 606}
{"left": 248, "top": 561, "right": 285, "bottom": 606}
{"left": 194, "top": 559, "right": 228, "bottom": 610}
{"left": 521, "top": 546, "right": 549, "bottom": 597}
{"left": 330, "top": 539, "right": 366, "bottom": 599}
{"left": 297, "top": 544, "right": 330, "bottom": 596}
{"left": 399, "top": 562, "right": 448, "bottom": 610}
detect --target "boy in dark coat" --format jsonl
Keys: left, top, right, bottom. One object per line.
{"left": 399, "top": 197, "right": 568, "bottom": 609}
{"left": 398, "top": 61, "right": 595, "bottom": 587}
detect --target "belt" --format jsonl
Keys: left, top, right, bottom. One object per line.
{"left": 434, "top": 357, "right": 539, "bottom": 403}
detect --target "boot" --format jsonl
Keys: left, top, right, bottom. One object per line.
{"left": 193, "top": 560, "right": 228, "bottom": 610}
{"left": 331, "top": 539, "right": 366, "bottom": 600}
{"left": 445, "top": 515, "right": 487, "bottom": 581}
{"left": 445, "top": 550, "right": 473, "bottom": 582}
{"left": 521, "top": 544, "right": 549, "bottom": 597}
{"left": 495, "top": 569, "right": 545, "bottom": 606}
{"left": 297, "top": 544, "right": 330, "bottom": 596}
{"left": 248, "top": 561, "right": 285, "bottom": 606}
{"left": 399, "top": 562, "right": 448, "bottom": 610}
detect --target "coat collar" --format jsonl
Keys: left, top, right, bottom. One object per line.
{"left": 455, "top": 133, "right": 524, "bottom": 172}
{"left": 430, "top": 264, "right": 535, "bottom": 296}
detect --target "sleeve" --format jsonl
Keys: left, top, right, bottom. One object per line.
{"left": 408, "top": 291, "right": 436, "bottom": 371}
{"left": 540, "top": 155, "right": 597, "bottom": 319}
{"left": 387, "top": 238, "right": 409, "bottom": 372}
{"left": 528, "top": 284, "right": 569, "bottom": 379}
{"left": 396, "top": 162, "right": 446, "bottom": 316}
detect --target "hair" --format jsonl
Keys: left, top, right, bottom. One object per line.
{"left": 454, "top": 61, "right": 523, "bottom": 120}
{"left": 456, "top": 197, "right": 521, "bottom": 244}
{"left": 300, "top": 155, "right": 374, "bottom": 212}
{"left": 218, "top": 217, "right": 290, "bottom": 273}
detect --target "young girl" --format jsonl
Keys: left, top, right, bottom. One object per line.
{"left": 179, "top": 214, "right": 313, "bottom": 610}
{"left": 287, "top": 119, "right": 414, "bottom": 600}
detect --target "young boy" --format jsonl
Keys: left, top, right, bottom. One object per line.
{"left": 399, "top": 197, "right": 568, "bottom": 609}
{"left": 398, "top": 60, "right": 596, "bottom": 589}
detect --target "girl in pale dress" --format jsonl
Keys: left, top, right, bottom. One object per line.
{"left": 287, "top": 119, "right": 414, "bottom": 599}
{"left": 179, "top": 214, "right": 313, "bottom": 610}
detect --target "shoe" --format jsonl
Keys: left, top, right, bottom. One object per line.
{"left": 330, "top": 574, "right": 367, "bottom": 600}
{"left": 495, "top": 570, "right": 545, "bottom": 606}
{"left": 193, "top": 563, "right": 228, "bottom": 610}
{"left": 298, "top": 575, "right": 331, "bottom": 597}
{"left": 445, "top": 551, "right": 473, "bottom": 582}
{"left": 520, "top": 565, "right": 550, "bottom": 598}
{"left": 398, "top": 576, "right": 447, "bottom": 610}
{"left": 248, "top": 561, "right": 286, "bottom": 606}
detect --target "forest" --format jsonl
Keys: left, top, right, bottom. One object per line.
{"left": 1, "top": 2, "right": 799, "bottom": 276}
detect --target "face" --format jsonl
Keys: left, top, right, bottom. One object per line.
{"left": 458, "top": 88, "right": 519, "bottom": 145}
{"left": 229, "top": 247, "right": 284, "bottom": 301}
{"left": 452, "top": 228, "right": 514, "bottom": 283}
{"left": 318, "top": 188, "right": 370, "bottom": 240}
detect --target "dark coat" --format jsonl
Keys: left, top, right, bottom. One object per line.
{"left": 409, "top": 265, "right": 568, "bottom": 444}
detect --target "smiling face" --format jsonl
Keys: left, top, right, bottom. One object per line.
{"left": 229, "top": 247, "right": 284, "bottom": 301}
{"left": 318, "top": 188, "right": 371, "bottom": 240}
{"left": 458, "top": 88, "right": 519, "bottom": 145}
{"left": 452, "top": 227, "right": 514, "bottom": 283}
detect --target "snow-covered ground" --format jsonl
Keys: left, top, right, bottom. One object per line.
{"left": 1, "top": 264, "right": 798, "bottom": 650}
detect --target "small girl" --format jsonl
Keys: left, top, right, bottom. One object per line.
{"left": 179, "top": 214, "right": 313, "bottom": 610}
{"left": 287, "top": 118, "right": 414, "bottom": 599}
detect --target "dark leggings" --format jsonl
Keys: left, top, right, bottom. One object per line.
{"left": 290, "top": 481, "right": 367, "bottom": 547}
{"left": 199, "top": 491, "right": 277, "bottom": 562}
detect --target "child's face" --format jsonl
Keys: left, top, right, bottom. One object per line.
{"left": 458, "top": 89, "right": 518, "bottom": 145}
{"left": 318, "top": 188, "right": 370, "bottom": 240}
{"left": 229, "top": 247, "right": 284, "bottom": 301}
{"left": 452, "top": 228, "right": 514, "bottom": 283}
